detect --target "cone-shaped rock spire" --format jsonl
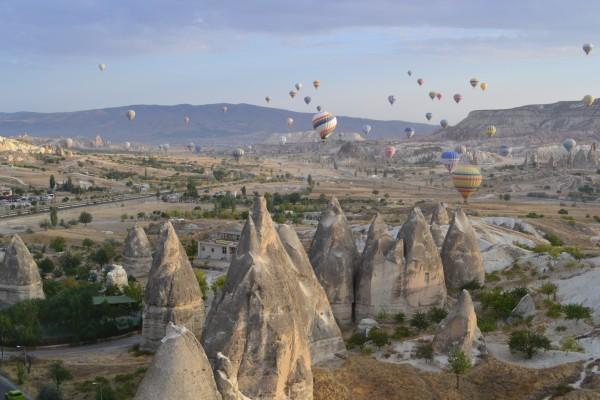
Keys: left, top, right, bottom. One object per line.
{"left": 0, "top": 235, "right": 44, "bottom": 306}
{"left": 122, "top": 224, "right": 153, "bottom": 282}
{"left": 432, "top": 290, "right": 477, "bottom": 356}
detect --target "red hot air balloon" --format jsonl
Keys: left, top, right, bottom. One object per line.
{"left": 385, "top": 145, "right": 397, "bottom": 159}
{"left": 417, "top": 78, "right": 424, "bottom": 86}
{"left": 436, "top": 93, "right": 443, "bottom": 100}
{"left": 453, "top": 94, "right": 463, "bottom": 104}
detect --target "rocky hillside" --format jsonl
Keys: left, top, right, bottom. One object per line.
{"left": 438, "top": 100, "right": 600, "bottom": 142}
{"left": 0, "top": 103, "right": 435, "bottom": 145}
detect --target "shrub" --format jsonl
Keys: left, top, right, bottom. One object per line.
{"left": 392, "top": 326, "right": 413, "bottom": 339}
{"left": 544, "top": 233, "right": 564, "bottom": 246}
{"left": 427, "top": 307, "right": 448, "bottom": 324}
{"left": 545, "top": 303, "right": 563, "bottom": 318}
{"left": 558, "top": 209, "right": 568, "bottom": 215}
{"left": 37, "top": 384, "right": 63, "bottom": 400}
{"left": 211, "top": 275, "right": 226, "bottom": 293}
{"left": 480, "top": 287, "right": 528, "bottom": 319}
{"left": 368, "top": 328, "right": 390, "bottom": 349}
{"left": 563, "top": 303, "right": 592, "bottom": 323}
{"left": 508, "top": 329, "right": 550, "bottom": 359}
{"left": 347, "top": 332, "right": 368, "bottom": 349}
{"left": 410, "top": 312, "right": 429, "bottom": 331}
{"left": 394, "top": 312, "right": 405, "bottom": 324}
{"left": 415, "top": 342, "right": 434, "bottom": 363}
{"left": 478, "top": 316, "right": 497, "bottom": 333}
{"left": 560, "top": 336, "right": 583, "bottom": 353}
{"left": 49, "top": 237, "right": 66, "bottom": 252}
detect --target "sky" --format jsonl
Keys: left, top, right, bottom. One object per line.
{"left": 1, "top": 0, "right": 599, "bottom": 124}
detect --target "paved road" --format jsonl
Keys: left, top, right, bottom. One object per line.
{"left": 0, "top": 373, "right": 32, "bottom": 400}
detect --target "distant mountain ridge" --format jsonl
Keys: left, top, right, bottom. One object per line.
{"left": 438, "top": 99, "right": 600, "bottom": 142}
{"left": 0, "top": 103, "right": 436, "bottom": 145}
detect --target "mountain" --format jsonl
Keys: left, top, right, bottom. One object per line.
{"left": 438, "top": 100, "right": 600, "bottom": 142}
{"left": 0, "top": 103, "right": 435, "bottom": 145}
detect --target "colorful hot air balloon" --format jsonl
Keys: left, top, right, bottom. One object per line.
{"left": 469, "top": 78, "right": 479, "bottom": 88}
{"left": 440, "top": 119, "right": 449, "bottom": 128}
{"left": 425, "top": 112, "right": 433, "bottom": 121}
{"left": 405, "top": 127, "right": 415, "bottom": 139}
{"left": 455, "top": 144, "right": 467, "bottom": 154}
{"left": 265, "top": 96, "right": 271, "bottom": 103}
{"left": 295, "top": 83, "right": 302, "bottom": 91}
{"left": 184, "top": 116, "right": 190, "bottom": 126}
{"left": 126, "top": 110, "right": 136, "bottom": 121}
{"left": 563, "top": 138, "right": 576, "bottom": 153}
{"left": 312, "top": 111, "right": 337, "bottom": 142}
{"left": 280, "top": 136, "right": 287, "bottom": 145}
{"left": 436, "top": 93, "right": 443, "bottom": 100}
{"left": 222, "top": 106, "right": 228, "bottom": 113}
{"left": 98, "top": 63, "right": 106, "bottom": 72}
{"left": 453, "top": 94, "right": 463, "bottom": 104}
{"left": 388, "top": 95, "right": 396, "bottom": 105}
{"left": 583, "top": 95, "right": 595, "bottom": 107}
{"left": 304, "top": 96, "right": 312, "bottom": 105}
{"left": 499, "top": 144, "right": 512, "bottom": 157}
{"left": 313, "top": 80, "right": 320, "bottom": 89}
{"left": 362, "top": 125, "right": 372, "bottom": 136}
{"left": 407, "top": 70, "right": 412, "bottom": 76}
{"left": 289, "top": 90, "right": 298, "bottom": 99}
{"left": 287, "top": 117, "right": 294, "bottom": 127}
{"left": 583, "top": 43, "right": 594, "bottom": 55}
{"left": 441, "top": 150, "right": 460, "bottom": 173}
{"left": 429, "top": 91, "right": 436, "bottom": 100}
{"left": 385, "top": 145, "right": 397, "bottom": 159}
{"left": 486, "top": 125, "right": 497, "bottom": 137}
{"left": 480, "top": 82, "right": 488, "bottom": 91}
{"left": 417, "top": 78, "right": 424, "bottom": 86}
{"left": 316, "top": 105, "right": 322, "bottom": 112}
{"left": 232, "top": 148, "right": 245, "bottom": 162}
{"left": 452, "top": 164, "right": 482, "bottom": 203}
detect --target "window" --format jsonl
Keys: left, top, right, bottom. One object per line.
{"left": 222, "top": 247, "right": 227, "bottom": 254}
{"left": 211, "top": 248, "right": 214, "bottom": 253}
{"left": 201, "top": 246, "right": 205, "bottom": 252}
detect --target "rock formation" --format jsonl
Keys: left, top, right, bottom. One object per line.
{"left": 508, "top": 293, "right": 536, "bottom": 323}
{"left": 430, "top": 222, "right": 445, "bottom": 249}
{"left": 105, "top": 264, "right": 129, "bottom": 289}
{"left": 432, "top": 290, "right": 477, "bottom": 356}
{"left": 355, "top": 210, "right": 446, "bottom": 320}
{"left": 0, "top": 235, "right": 45, "bottom": 307}
{"left": 141, "top": 222, "right": 204, "bottom": 352}
{"left": 441, "top": 209, "right": 485, "bottom": 290}
{"left": 215, "top": 352, "right": 251, "bottom": 400}
{"left": 308, "top": 197, "right": 358, "bottom": 325}
{"left": 277, "top": 224, "right": 345, "bottom": 364}
{"left": 430, "top": 203, "right": 450, "bottom": 225}
{"left": 134, "top": 323, "right": 221, "bottom": 400}
{"left": 202, "top": 196, "right": 314, "bottom": 400}
{"left": 573, "top": 149, "right": 588, "bottom": 169}
{"left": 122, "top": 224, "right": 153, "bottom": 282}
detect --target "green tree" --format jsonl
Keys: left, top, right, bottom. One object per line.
{"left": 427, "top": 307, "right": 448, "bottom": 324}
{"left": 194, "top": 269, "right": 209, "bottom": 300}
{"left": 49, "top": 175, "right": 56, "bottom": 190}
{"left": 49, "top": 361, "right": 72, "bottom": 392}
{"left": 508, "top": 329, "right": 551, "bottom": 359}
{"left": 563, "top": 303, "right": 592, "bottom": 324}
{"left": 49, "top": 237, "right": 66, "bottom": 252}
{"left": 448, "top": 347, "right": 471, "bottom": 389}
{"left": 415, "top": 342, "right": 434, "bottom": 364}
{"left": 185, "top": 177, "right": 199, "bottom": 199}
{"left": 59, "top": 252, "right": 82, "bottom": 276}
{"left": 82, "top": 238, "right": 94, "bottom": 249}
{"left": 539, "top": 282, "right": 558, "bottom": 301}
{"left": 50, "top": 207, "right": 58, "bottom": 227}
{"left": 38, "top": 258, "right": 55, "bottom": 274}
{"left": 410, "top": 312, "right": 429, "bottom": 331}
{"left": 368, "top": 328, "right": 390, "bottom": 349}
{"left": 78, "top": 211, "right": 93, "bottom": 226}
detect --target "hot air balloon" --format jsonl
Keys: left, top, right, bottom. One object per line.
{"left": 295, "top": 83, "right": 302, "bottom": 91}
{"left": 313, "top": 80, "right": 320, "bottom": 90}
{"left": 194, "top": 144, "right": 202, "bottom": 153}
{"left": 312, "top": 111, "right": 337, "bottom": 142}
{"left": 187, "top": 142, "right": 195, "bottom": 152}
{"left": 222, "top": 106, "right": 228, "bottom": 113}
{"left": 480, "top": 82, "right": 488, "bottom": 91}
{"left": 184, "top": 116, "right": 190, "bottom": 126}
{"left": 125, "top": 141, "right": 131, "bottom": 150}
{"left": 287, "top": 117, "right": 294, "bottom": 127}
{"left": 304, "top": 96, "right": 311, "bottom": 105}
{"left": 425, "top": 112, "right": 433, "bottom": 121}
{"left": 441, "top": 150, "right": 460, "bottom": 173}
{"left": 486, "top": 125, "right": 497, "bottom": 137}
{"left": 289, "top": 90, "right": 297, "bottom": 99}
{"left": 452, "top": 164, "right": 482, "bottom": 203}
{"left": 563, "top": 138, "right": 576, "bottom": 153}
{"left": 280, "top": 136, "right": 287, "bottom": 145}
{"left": 362, "top": 125, "right": 372, "bottom": 136}
{"left": 388, "top": 95, "right": 396, "bottom": 105}
{"left": 316, "top": 105, "right": 322, "bottom": 112}
{"left": 453, "top": 94, "right": 463, "bottom": 104}
{"left": 417, "top": 78, "right": 424, "bottom": 86}
{"left": 407, "top": 70, "right": 412, "bottom": 76}
{"left": 440, "top": 119, "right": 449, "bottom": 128}
{"left": 385, "top": 145, "right": 397, "bottom": 159}
{"left": 499, "top": 144, "right": 512, "bottom": 157}
{"left": 265, "top": 96, "right": 271, "bottom": 103}
{"left": 126, "top": 110, "right": 136, "bottom": 121}
{"left": 436, "top": 92, "right": 443, "bottom": 100}
{"left": 583, "top": 43, "right": 594, "bottom": 55}
{"left": 98, "top": 63, "right": 106, "bottom": 72}
{"left": 429, "top": 91, "right": 436, "bottom": 100}
{"left": 405, "top": 127, "right": 415, "bottom": 139}
{"left": 583, "top": 95, "right": 595, "bottom": 107}
{"left": 470, "top": 78, "right": 479, "bottom": 88}
{"left": 232, "top": 148, "right": 245, "bottom": 162}
{"left": 455, "top": 144, "right": 467, "bottom": 154}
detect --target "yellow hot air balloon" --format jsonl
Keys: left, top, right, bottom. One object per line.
{"left": 480, "top": 82, "right": 488, "bottom": 91}
{"left": 452, "top": 164, "right": 482, "bottom": 204}
{"left": 583, "top": 95, "right": 595, "bottom": 107}
{"left": 486, "top": 125, "right": 497, "bottom": 137}
{"left": 313, "top": 80, "right": 320, "bottom": 90}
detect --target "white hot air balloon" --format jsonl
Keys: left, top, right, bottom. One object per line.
{"left": 295, "top": 83, "right": 302, "bottom": 91}
{"left": 98, "top": 63, "right": 106, "bottom": 72}
{"left": 126, "top": 110, "right": 136, "bottom": 121}
{"left": 280, "top": 136, "right": 287, "bottom": 145}
{"left": 362, "top": 124, "right": 372, "bottom": 136}
{"left": 287, "top": 117, "right": 294, "bottom": 127}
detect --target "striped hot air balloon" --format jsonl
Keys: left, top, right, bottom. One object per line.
{"left": 452, "top": 164, "right": 482, "bottom": 204}
{"left": 486, "top": 125, "right": 497, "bottom": 137}
{"left": 312, "top": 111, "right": 337, "bottom": 142}
{"left": 441, "top": 150, "right": 460, "bottom": 173}
{"left": 385, "top": 145, "right": 397, "bottom": 159}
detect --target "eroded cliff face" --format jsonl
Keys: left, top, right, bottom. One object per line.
{"left": 432, "top": 290, "right": 478, "bottom": 356}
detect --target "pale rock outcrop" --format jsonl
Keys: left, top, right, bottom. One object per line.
{"left": 507, "top": 293, "right": 536, "bottom": 323}
{"left": 441, "top": 209, "right": 485, "bottom": 290}
{"left": 573, "top": 149, "right": 588, "bottom": 169}
{"left": 106, "top": 264, "right": 129, "bottom": 289}
{"left": 357, "top": 318, "right": 379, "bottom": 335}
{"left": 215, "top": 352, "right": 251, "bottom": 400}
{"left": 277, "top": 224, "right": 345, "bottom": 364}
{"left": 141, "top": 222, "right": 204, "bottom": 352}
{"left": 432, "top": 290, "right": 477, "bottom": 355}
{"left": 308, "top": 197, "right": 358, "bottom": 325}
{"left": 430, "top": 222, "right": 445, "bottom": 249}
{"left": 0, "top": 235, "right": 45, "bottom": 307}
{"left": 134, "top": 323, "right": 221, "bottom": 400}
{"left": 430, "top": 203, "right": 450, "bottom": 225}
{"left": 122, "top": 224, "right": 153, "bottom": 282}
{"left": 202, "top": 197, "right": 314, "bottom": 400}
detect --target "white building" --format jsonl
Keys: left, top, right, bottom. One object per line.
{"left": 196, "top": 226, "right": 242, "bottom": 262}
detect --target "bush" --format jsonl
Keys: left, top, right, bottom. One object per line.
{"left": 37, "top": 384, "right": 63, "bottom": 400}
{"left": 560, "top": 336, "right": 583, "bottom": 353}
{"left": 49, "top": 237, "right": 66, "bottom": 252}
{"left": 545, "top": 303, "right": 563, "bottom": 318}
{"left": 558, "top": 209, "right": 569, "bottom": 215}
{"left": 368, "top": 328, "right": 390, "bottom": 349}
{"left": 478, "top": 316, "right": 497, "bottom": 333}
{"left": 508, "top": 329, "right": 550, "bottom": 359}
{"left": 563, "top": 303, "right": 592, "bottom": 323}
{"left": 427, "top": 307, "right": 448, "bottom": 324}
{"left": 347, "top": 332, "right": 368, "bottom": 349}
{"left": 410, "top": 312, "right": 429, "bottom": 331}
{"left": 544, "top": 233, "right": 564, "bottom": 246}
{"left": 394, "top": 312, "right": 405, "bottom": 324}
{"left": 392, "top": 326, "right": 413, "bottom": 339}
{"left": 38, "top": 258, "right": 55, "bottom": 274}
{"left": 194, "top": 269, "right": 209, "bottom": 300}
{"left": 211, "top": 275, "right": 226, "bottom": 293}
{"left": 480, "top": 287, "right": 528, "bottom": 319}
{"left": 415, "top": 342, "right": 434, "bottom": 363}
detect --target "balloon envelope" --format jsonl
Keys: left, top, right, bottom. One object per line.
{"left": 388, "top": 95, "right": 396, "bottom": 105}
{"left": 470, "top": 78, "right": 479, "bottom": 88}
{"left": 184, "top": 116, "right": 190, "bottom": 126}
{"left": 126, "top": 110, "right": 136, "bottom": 121}
{"left": 362, "top": 124, "right": 372, "bottom": 135}
{"left": 385, "top": 145, "right": 397, "bottom": 158}
{"left": 453, "top": 94, "right": 463, "bottom": 104}
{"left": 583, "top": 43, "right": 594, "bottom": 55}
{"left": 232, "top": 148, "right": 245, "bottom": 161}
{"left": 429, "top": 91, "right": 436, "bottom": 100}
{"left": 312, "top": 112, "right": 337, "bottom": 142}
{"left": 405, "top": 127, "right": 415, "bottom": 139}
{"left": 222, "top": 106, "right": 228, "bottom": 113}
{"left": 265, "top": 96, "right": 271, "bottom": 103}
{"left": 499, "top": 144, "right": 512, "bottom": 156}
{"left": 452, "top": 164, "right": 483, "bottom": 203}
{"left": 441, "top": 150, "right": 460, "bottom": 173}
{"left": 407, "top": 70, "right": 412, "bottom": 76}
{"left": 583, "top": 95, "right": 595, "bottom": 107}
{"left": 295, "top": 83, "right": 302, "bottom": 91}
{"left": 436, "top": 93, "right": 443, "bottom": 100}
{"left": 486, "top": 125, "right": 497, "bottom": 137}
{"left": 287, "top": 117, "right": 294, "bottom": 127}
{"left": 316, "top": 105, "right": 322, "bottom": 112}
{"left": 417, "top": 78, "right": 424, "bottom": 86}
{"left": 440, "top": 119, "right": 449, "bottom": 128}
{"left": 425, "top": 112, "right": 433, "bottom": 121}
{"left": 313, "top": 80, "right": 320, "bottom": 89}
{"left": 98, "top": 63, "right": 106, "bottom": 72}
{"left": 280, "top": 136, "right": 287, "bottom": 145}
{"left": 480, "top": 82, "right": 488, "bottom": 91}
{"left": 304, "top": 96, "right": 311, "bottom": 105}
{"left": 563, "top": 138, "right": 576, "bottom": 152}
